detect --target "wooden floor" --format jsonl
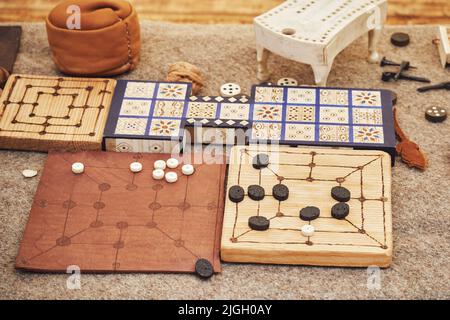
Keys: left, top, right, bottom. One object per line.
{"left": 0, "top": 0, "right": 449, "bottom": 24}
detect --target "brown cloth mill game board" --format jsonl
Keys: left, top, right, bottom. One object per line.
{"left": 15, "top": 151, "right": 225, "bottom": 273}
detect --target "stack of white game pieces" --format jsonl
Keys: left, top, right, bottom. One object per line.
{"left": 152, "top": 158, "right": 195, "bottom": 183}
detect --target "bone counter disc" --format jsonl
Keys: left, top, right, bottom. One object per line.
{"left": 152, "top": 169, "right": 165, "bottom": 180}
{"left": 166, "top": 158, "right": 179, "bottom": 169}
{"left": 130, "top": 162, "right": 143, "bottom": 173}
{"left": 165, "top": 171, "right": 178, "bottom": 183}
{"left": 301, "top": 225, "right": 315, "bottom": 237}
{"left": 181, "top": 164, "right": 194, "bottom": 175}
{"left": 154, "top": 160, "right": 166, "bottom": 170}
{"left": 22, "top": 169, "right": 38, "bottom": 178}
{"left": 71, "top": 162, "right": 84, "bottom": 174}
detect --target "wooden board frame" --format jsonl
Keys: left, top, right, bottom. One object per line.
{"left": 221, "top": 145, "right": 393, "bottom": 267}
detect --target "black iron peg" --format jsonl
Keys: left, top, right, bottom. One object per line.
{"left": 394, "top": 61, "right": 409, "bottom": 81}
{"left": 382, "top": 72, "right": 431, "bottom": 83}
{"left": 380, "top": 57, "right": 417, "bottom": 69}
{"left": 417, "top": 81, "right": 450, "bottom": 92}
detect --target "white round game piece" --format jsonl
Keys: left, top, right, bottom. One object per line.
{"left": 301, "top": 224, "right": 315, "bottom": 237}
{"left": 181, "top": 164, "right": 194, "bottom": 176}
{"left": 220, "top": 83, "right": 241, "bottom": 97}
{"left": 71, "top": 162, "right": 84, "bottom": 174}
{"left": 165, "top": 171, "right": 178, "bottom": 183}
{"left": 22, "top": 169, "right": 37, "bottom": 178}
{"left": 154, "top": 160, "right": 166, "bottom": 170}
{"left": 277, "top": 77, "right": 298, "bottom": 86}
{"left": 129, "top": 162, "right": 142, "bottom": 173}
{"left": 152, "top": 169, "right": 165, "bottom": 180}
{"left": 166, "top": 158, "right": 179, "bottom": 169}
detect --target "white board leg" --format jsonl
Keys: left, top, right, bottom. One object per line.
{"left": 368, "top": 28, "right": 381, "bottom": 63}
{"left": 311, "top": 63, "right": 332, "bottom": 86}
{"left": 256, "top": 45, "right": 271, "bottom": 81}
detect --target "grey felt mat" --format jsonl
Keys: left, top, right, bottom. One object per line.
{"left": 0, "top": 22, "right": 449, "bottom": 300}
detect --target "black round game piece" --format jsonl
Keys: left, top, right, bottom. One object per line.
{"left": 331, "top": 186, "right": 351, "bottom": 202}
{"left": 391, "top": 32, "right": 410, "bottom": 47}
{"left": 248, "top": 216, "right": 270, "bottom": 231}
{"left": 425, "top": 106, "right": 447, "bottom": 123}
{"left": 272, "top": 184, "right": 289, "bottom": 201}
{"left": 228, "top": 185, "right": 245, "bottom": 203}
{"left": 389, "top": 90, "right": 397, "bottom": 106}
{"left": 195, "top": 258, "right": 214, "bottom": 279}
{"left": 299, "top": 206, "right": 320, "bottom": 221}
{"left": 331, "top": 202, "right": 350, "bottom": 220}
{"left": 248, "top": 185, "right": 265, "bottom": 201}
{"left": 252, "top": 153, "right": 270, "bottom": 169}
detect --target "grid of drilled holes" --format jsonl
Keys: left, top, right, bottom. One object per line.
{"left": 256, "top": 0, "right": 381, "bottom": 43}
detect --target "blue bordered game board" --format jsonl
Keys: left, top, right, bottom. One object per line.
{"left": 104, "top": 80, "right": 190, "bottom": 142}
{"left": 104, "top": 81, "right": 395, "bottom": 162}
{"left": 249, "top": 85, "right": 395, "bottom": 149}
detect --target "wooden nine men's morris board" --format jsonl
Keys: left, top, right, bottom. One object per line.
{"left": 0, "top": 74, "right": 116, "bottom": 151}
{"left": 221, "top": 145, "right": 392, "bottom": 267}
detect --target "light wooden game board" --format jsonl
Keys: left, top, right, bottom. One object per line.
{"left": 0, "top": 74, "right": 116, "bottom": 151}
{"left": 221, "top": 145, "right": 392, "bottom": 267}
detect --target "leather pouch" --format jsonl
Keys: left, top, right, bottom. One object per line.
{"left": 46, "top": 0, "right": 140, "bottom": 76}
